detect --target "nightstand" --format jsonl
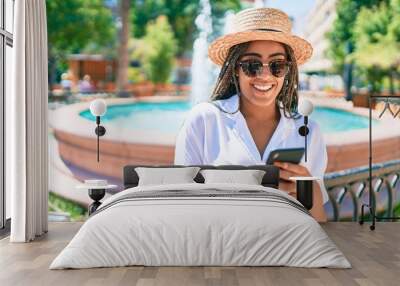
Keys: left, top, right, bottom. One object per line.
{"left": 289, "top": 176, "right": 320, "bottom": 210}
{"left": 76, "top": 180, "right": 117, "bottom": 215}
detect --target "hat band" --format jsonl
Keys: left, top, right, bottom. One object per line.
{"left": 254, "top": 28, "right": 283, "bottom": 33}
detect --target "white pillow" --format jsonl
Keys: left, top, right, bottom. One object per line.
{"left": 135, "top": 167, "right": 200, "bottom": 186}
{"left": 200, "top": 169, "right": 266, "bottom": 185}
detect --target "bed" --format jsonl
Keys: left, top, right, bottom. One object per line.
{"left": 50, "top": 165, "right": 351, "bottom": 269}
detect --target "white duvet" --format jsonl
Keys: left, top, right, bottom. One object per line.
{"left": 50, "top": 183, "right": 351, "bottom": 269}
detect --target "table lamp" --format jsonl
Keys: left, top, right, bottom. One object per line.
{"left": 89, "top": 99, "right": 107, "bottom": 162}
{"left": 294, "top": 99, "right": 316, "bottom": 210}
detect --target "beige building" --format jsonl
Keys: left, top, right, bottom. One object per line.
{"left": 300, "top": 0, "right": 337, "bottom": 73}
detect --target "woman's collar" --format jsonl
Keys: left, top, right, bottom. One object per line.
{"left": 214, "top": 94, "right": 295, "bottom": 123}
{"left": 212, "top": 94, "right": 241, "bottom": 114}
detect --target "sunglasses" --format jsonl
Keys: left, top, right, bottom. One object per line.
{"left": 237, "top": 59, "right": 291, "bottom": 78}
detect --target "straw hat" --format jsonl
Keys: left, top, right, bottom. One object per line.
{"left": 208, "top": 8, "right": 313, "bottom": 66}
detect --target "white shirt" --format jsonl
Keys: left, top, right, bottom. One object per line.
{"left": 174, "top": 94, "right": 329, "bottom": 204}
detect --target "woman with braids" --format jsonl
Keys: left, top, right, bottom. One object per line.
{"left": 174, "top": 8, "right": 327, "bottom": 221}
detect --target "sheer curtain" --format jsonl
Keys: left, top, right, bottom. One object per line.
{"left": 9, "top": 0, "right": 48, "bottom": 242}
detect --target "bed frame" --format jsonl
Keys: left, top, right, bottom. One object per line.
{"left": 123, "top": 165, "right": 280, "bottom": 189}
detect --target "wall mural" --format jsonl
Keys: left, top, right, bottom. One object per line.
{"left": 47, "top": 0, "right": 400, "bottom": 222}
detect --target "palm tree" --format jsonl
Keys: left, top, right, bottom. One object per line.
{"left": 116, "top": 0, "right": 130, "bottom": 95}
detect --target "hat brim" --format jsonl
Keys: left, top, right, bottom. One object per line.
{"left": 208, "top": 31, "right": 313, "bottom": 66}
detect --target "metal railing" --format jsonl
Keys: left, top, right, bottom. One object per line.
{"left": 324, "top": 160, "right": 400, "bottom": 221}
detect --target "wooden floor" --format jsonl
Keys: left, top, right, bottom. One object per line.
{"left": 0, "top": 222, "right": 399, "bottom": 286}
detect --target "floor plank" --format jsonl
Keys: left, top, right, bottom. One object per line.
{"left": 0, "top": 222, "right": 399, "bottom": 286}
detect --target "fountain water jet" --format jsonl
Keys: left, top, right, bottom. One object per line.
{"left": 190, "top": 0, "right": 213, "bottom": 104}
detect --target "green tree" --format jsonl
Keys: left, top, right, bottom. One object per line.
{"left": 352, "top": 0, "right": 400, "bottom": 93}
{"left": 46, "top": 0, "right": 115, "bottom": 85}
{"left": 326, "top": 0, "right": 384, "bottom": 74}
{"left": 131, "top": 0, "right": 241, "bottom": 55}
{"left": 141, "top": 16, "right": 178, "bottom": 83}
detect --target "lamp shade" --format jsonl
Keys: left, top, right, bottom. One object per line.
{"left": 90, "top": 99, "right": 107, "bottom": 117}
{"left": 298, "top": 99, "right": 314, "bottom": 116}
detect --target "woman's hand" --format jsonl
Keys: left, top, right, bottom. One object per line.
{"left": 273, "top": 161, "right": 311, "bottom": 197}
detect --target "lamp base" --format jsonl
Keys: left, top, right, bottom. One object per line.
{"left": 88, "top": 188, "right": 106, "bottom": 215}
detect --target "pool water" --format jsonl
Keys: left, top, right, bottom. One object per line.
{"left": 311, "top": 107, "right": 375, "bottom": 132}
{"left": 81, "top": 101, "right": 191, "bottom": 133}
{"left": 80, "top": 101, "right": 376, "bottom": 134}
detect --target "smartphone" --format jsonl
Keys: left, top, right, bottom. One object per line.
{"left": 266, "top": 147, "right": 305, "bottom": 165}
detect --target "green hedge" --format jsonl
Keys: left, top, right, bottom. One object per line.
{"left": 48, "top": 192, "right": 87, "bottom": 221}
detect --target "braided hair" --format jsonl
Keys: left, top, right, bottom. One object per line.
{"left": 210, "top": 42, "right": 300, "bottom": 119}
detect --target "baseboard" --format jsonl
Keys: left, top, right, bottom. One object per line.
{"left": 0, "top": 218, "right": 11, "bottom": 239}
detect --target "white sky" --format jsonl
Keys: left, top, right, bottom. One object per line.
{"left": 262, "top": 0, "right": 316, "bottom": 34}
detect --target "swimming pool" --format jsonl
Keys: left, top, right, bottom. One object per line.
{"left": 79, "top": 101, "right": 376, "bottom": 134}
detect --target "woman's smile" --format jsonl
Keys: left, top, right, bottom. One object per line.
{"left": 253, "top": 83, "right": 273, "bottom": 92}
{"left": 250, "top": 83, "right": 276, "bottom": 93}
{"left": 250, "top": 81, "right": 277, "bottom": 98}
